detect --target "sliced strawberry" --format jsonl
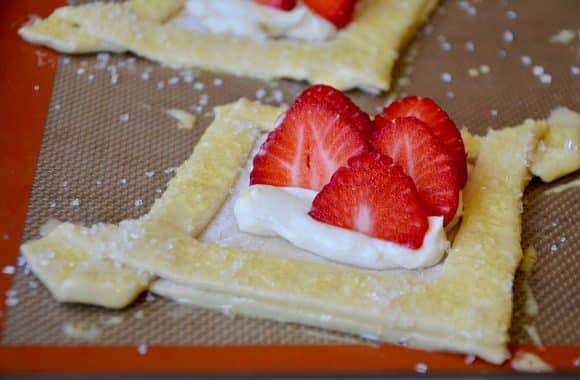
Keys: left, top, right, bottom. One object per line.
{"left": 376, "top": 96, "right": 468, "bottom": 187}
{"left": 309, "top": 152, "right": 429, "bottom": 249}
{"left": 297, "top": 84, "right": 372, "bottom": 138}
{"left": 303, "top": 0, "right": 357, "bottom": 28}
{"left": 371, "top": 117, "right": 459, "bottom": 225}
{"left": 254, "top": 0, "right": 296, "bottom": 11}
{"left": 250, "top": 98, "right": 368, "bottom": 191}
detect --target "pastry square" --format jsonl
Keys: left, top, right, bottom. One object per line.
{"left": 23, "top": 99, "right": 550, "bottom": 364}
{"left": 19, "top": 0, "right": 438, "bottom": 92}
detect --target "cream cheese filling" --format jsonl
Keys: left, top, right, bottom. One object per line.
{"left": 170, "top": 0, "right": 337, "bottom": 42}
{"left": 234, "top": 184, "right": 450, "bottom": 270}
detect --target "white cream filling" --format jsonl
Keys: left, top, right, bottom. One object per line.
{"left": 234, "top": 185, "right": 450, "bottom": 270}
{"left": 170, "top": 0, "right": 337, "bottom": 42}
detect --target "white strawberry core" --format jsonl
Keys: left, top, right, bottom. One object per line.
{"left": 354, "top": 204, "right": 372, "bottom": 235}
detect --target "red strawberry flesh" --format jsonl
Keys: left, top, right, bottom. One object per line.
{"left": 376, "top": 96, "right": 467, "bottom": 187}
{"left": 371, "top": 117, "right": 459, "bottom": 225}
{"left": 254, "top": 0, "right": 297, "bottom": 11}
{"left": 297, "top": 84, "right": 372, "bottom": 138}
{"left": 309, "top": 152, "right": 429, "bottom": 249}
{"left": 250, "top": 97, "right": 368, "bottom": 191}
{"left": 303, "top": 0, "right": 357, "bottom": 28}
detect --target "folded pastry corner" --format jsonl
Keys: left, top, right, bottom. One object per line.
{"left": 21, "top": 221, "right": 153, "bottom": 309}
{"left": 461, "top": 107, "right": 580, "bottom": 183}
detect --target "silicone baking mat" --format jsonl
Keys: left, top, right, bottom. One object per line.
{"left": 1, "top": 0, "right": 579, "bottom": 372}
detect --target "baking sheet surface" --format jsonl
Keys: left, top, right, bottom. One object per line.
{"left": 2, "top": 0, "right": 579, "bottom": 347}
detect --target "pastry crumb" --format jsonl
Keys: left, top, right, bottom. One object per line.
{"left": 2, "top": 266, "right": 15, "bottom": 275}
{"left": 62, "top": 322, "right": 101, "bottom": 341}
{"left": 511, "top": 351, "right": 553, "bottom": 372}
{"left": 523, "top": 282, "right": 539, "bottom": 317}
{"left": 39, "top": 218, "right": 62, "bottom": 237}
{"left": 166, "top": 108, "right": 197, "bottom": 130}
{"left": 101, "top": 316, "right": 124, "bottom": 326}
{"left": 520, "top": 246, "right": 536, "bottom": 273}
{"left": 523, "top": 324, "right": 543, "bottom": 347}
{"left": 548, "top": 29, "right": 577, "bottom": 44}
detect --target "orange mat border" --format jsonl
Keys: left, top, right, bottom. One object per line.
{"left": 0, "top": 0, "right": 578, "bottom": 374}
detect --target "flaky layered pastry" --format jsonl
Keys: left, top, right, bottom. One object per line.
{"left": 19, "top": 0, "right": 438, "bottom": 92}
{"left": 22, "top": 100, "right": 579, "bottom": 364}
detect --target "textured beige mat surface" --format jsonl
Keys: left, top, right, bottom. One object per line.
{"left": 2, "top": 0, "right": 579, "bottom": 346}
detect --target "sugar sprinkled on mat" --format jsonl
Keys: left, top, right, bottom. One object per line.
{"left": 415, "top": 362, "right": 428, "bottom": 373}
{"left": 137, "top": 343, "right": 148, "bottom": 355}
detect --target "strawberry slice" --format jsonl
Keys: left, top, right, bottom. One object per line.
{"left": 253, "top": 0, "right": 296, "bottom": 11}
{"left": 250, "top": 97, "right": 368, "bottom": 191}
{"left": 303, "top": 0, "right": 357, "bottom": 28}
{"left": 297, "top": 84, "right": 372, "bottom": 138}
{"left": 371, "top": 117, "right": 459, "bottom": 225}
{"left": 376, "top": 96, "right": 468, "bottom": 187}
{"left": 309, "top": 152, "right": 429, "bottom": 249}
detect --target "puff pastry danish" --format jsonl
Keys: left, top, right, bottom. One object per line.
{"left": 19, "top": 0, "right": 438, "bottom": 92}
{"left": 23, "top": 99, "right": 580, "bottom": 364}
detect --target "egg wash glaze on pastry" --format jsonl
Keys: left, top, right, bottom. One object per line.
{"left": 234, "top": 185, "right": 450, "bottom": 270}
{"left": 171, "top": 0, "right": 337, "bottom": 42}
